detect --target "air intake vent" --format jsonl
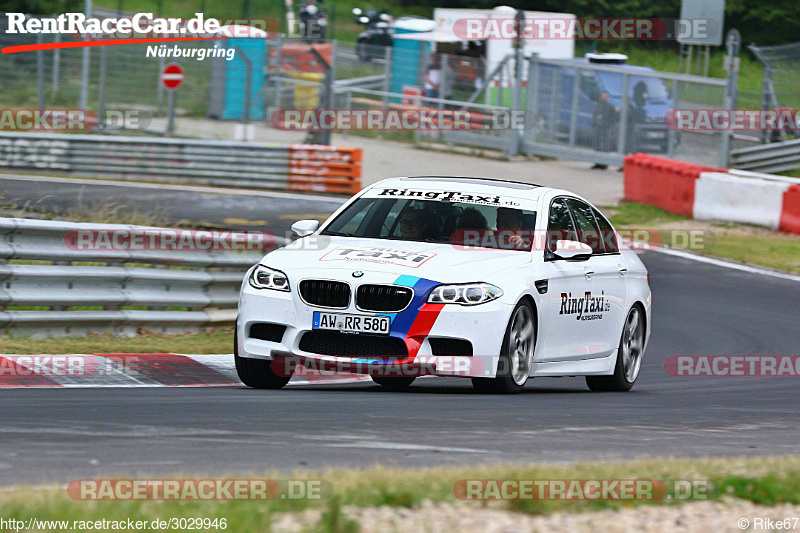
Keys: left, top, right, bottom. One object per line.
{"left": 299, "top": 330, "right": 408, "bottom": 358}
{"left": 356, "top": 284, "right": 414, "bottom": 312}
{"left": 429, "top": 338, "right": 473, "bottom": 356}
{"left": 248, "top": 323, "right": 287, "bottom": 343}
{"left": 299, "top": 280, "right": 351, "bottom": 308}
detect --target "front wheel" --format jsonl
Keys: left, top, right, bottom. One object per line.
{"left": 586, "top": 305, "right": 645, "bottom": 392}
{"left": 472, "top": 301, "right": 535, "bottom": 394}
{"left": 234, "top": 329, "right": 292, "bottom": 389}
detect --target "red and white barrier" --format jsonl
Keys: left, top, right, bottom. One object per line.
{"left": 623, "top": 154, "right": 800, "bottom": 235}
{"left": 0, "top": 353, "right": 370, "bottom": 388}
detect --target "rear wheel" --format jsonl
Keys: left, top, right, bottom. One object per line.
{"left": 234, "top": 328, "right": 292, "bottom": 389}
{"left": 371, "top": 376, "right": 416, "bottom": 390}
{"left": 586, "top": 305, "right": 644, "bottom": 392}
{"left": 472, "top": 301, "right": 535, "bottom": 394}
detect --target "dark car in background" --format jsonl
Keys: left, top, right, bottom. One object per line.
{"left": 537, "top": 58, "right": 677, "bottom": 154}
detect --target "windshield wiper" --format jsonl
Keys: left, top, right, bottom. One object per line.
{"left": 322, "top": 231, "right": 357, "bottom": 237}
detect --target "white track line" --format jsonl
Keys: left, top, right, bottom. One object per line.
{"left": 649, "top": 247, "right": 800, "bottom": 283}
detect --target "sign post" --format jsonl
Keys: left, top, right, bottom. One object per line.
{"left": 160, "top": 63, "right": 184, "bottom": 137}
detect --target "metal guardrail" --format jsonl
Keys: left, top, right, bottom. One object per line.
{"left": 0, "top": 133, "right": 362, "bottom": 193}
{"left": 730, "top": 138, "right": 800, "bottom": 173}
{"left": 0, "top": 218, "right": 283, "bottom": 338}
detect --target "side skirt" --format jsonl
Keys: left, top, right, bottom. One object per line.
{"left": 530, "top": 351, "right": 617, "bottom": 377}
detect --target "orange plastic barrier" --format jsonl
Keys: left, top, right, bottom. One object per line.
{"left": 288, "top": 145, "right": 362, "bottom": 194}
{"left": 271, "top": 44, "right": 333, "bottom": 73}
{"left": 623, "top": 154, "right": 726, "bottom": 217}
{"left": 779, "top": 185, "right": 800, "bottom": 234}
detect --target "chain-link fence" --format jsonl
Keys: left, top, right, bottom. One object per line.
{"left": 748, "top": 42, "right": 800, "bottom": 143}
{"left": 0, "top": 19, "right": 215, "bottom": 120}
{"left": 521, "top": 55, "right": 739, "bottom": 167}
{"left": 2, "top": 16, "right": 754, "bottom": 167}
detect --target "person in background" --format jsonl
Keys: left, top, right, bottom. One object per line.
{"left": 424, "top": 61, "right": 441, "bottom": 100}
{"left": 626, "top": 81, "right": 648, "bottom": 154}
{"left": 591, "top": 91, "right": 620, "bottom": 169}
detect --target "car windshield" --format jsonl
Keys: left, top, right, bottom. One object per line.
{"left": 321, "top": 197, "right": 537, "bottom": 251}
{"left": 595, "top": 72, "right": 669, "bottom": 100}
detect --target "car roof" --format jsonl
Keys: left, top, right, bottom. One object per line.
{"left": 548, "top": 58, "right": 656, "bottom": 73}
{"left": 389, "top": 176, "right": 542, "bottom": 190}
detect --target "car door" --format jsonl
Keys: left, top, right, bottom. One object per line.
{"left": 565, "top": 198, "right": 627, "bottom": 357}
{"left": 539, "top": 196, "right": 598, "bottom": 361}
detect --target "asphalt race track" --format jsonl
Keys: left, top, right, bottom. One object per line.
{"left": 0, "top": 175, "right": 345, "bottom": 230}
{"left": 2, "top": 251, "right": 799, "bottom": 485}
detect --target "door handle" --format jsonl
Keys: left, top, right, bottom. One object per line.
{"left": 584, "top": 267, "right": 594, "bottom": 279}
{"left": 619, "top": 266, "right": 628, "bottom": 276}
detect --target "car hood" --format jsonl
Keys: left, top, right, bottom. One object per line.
{"left": 260, "top": 235, "right": 532, "bottom": 283}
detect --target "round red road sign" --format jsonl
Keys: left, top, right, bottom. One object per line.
{"left": 160, "top": 63, "right": 184, "bottom": 90}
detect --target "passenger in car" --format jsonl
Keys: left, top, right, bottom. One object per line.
{"left": 496, "top": 207, "right": 530, "bottom": 249}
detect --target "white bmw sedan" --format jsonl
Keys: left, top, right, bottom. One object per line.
{"left": 236, "top": 177, "right": 651, "bottom": 393}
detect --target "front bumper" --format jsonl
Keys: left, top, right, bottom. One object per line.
{"left": 237, "top": 270, "right": 513, "bottom": 378}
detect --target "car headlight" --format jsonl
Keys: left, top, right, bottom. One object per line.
{"left": 248, "top": 265, "right": 290, "bottom": 292}
{"left": 427, "top": 283, "right": 503, "bottom": 305}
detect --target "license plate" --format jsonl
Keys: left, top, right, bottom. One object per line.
{"left": 312, "top": 312, "right": 390, "bottom": 335}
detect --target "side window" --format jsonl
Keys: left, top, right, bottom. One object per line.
{"left": 592, "top": 207, "right": 619, "bottom": 253}
{"left": 325, "top": 198, "right": 376, "bottom": 236}
{"left": 547, "top": 197, "right": 578, "bottom": 252}
{"left": 566, "top": 199, "right": 604, "bottom": 253}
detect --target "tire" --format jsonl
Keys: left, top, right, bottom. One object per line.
{"left": 371, "top": 376, "right": 416, "bottom": 390}
{"left": 586, "top": 305, "right": 645, "bottom": 392}
{"left": 471, "top": 301, "right": 535, "bottom": 394}
{"left": 234, "top": 328, "right": 292, "bottom": 389}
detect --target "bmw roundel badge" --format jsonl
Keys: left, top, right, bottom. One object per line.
{"left": 352, "top": 271, "right": 364, "bottom": 278}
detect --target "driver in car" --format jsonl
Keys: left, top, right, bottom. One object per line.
{"left": 399, "top": 209, "right": 428, "bottom": 241}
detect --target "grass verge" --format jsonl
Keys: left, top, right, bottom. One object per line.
{"left": 606, "top": 202, "right": 800, "bottom": 274}
{"left": 2, "top": 456, "right": 800, "bottom": 531}
{"left": 0, "top": 330, "right": 233, "bottom": 355}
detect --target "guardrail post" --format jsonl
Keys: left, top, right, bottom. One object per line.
{"left": 382, "top": 46, "right": 391, "bottom": 110}
{"left": 98, "top": 45, "right": 107, "bottom": 130}
{"left": 36, "top": 34, "right": 45, "bottom": 112}
{"left": 616, "top": 73, "right": 630, "bottom": 157}
{"left": 720, "top": 29, "right": 741, "bottom": 168}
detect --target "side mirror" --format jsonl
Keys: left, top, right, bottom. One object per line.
{"left": 553, "top": 240, "right": 592, "bottom": 261}
{"left": 291, "top": 219, "right": 320, "bottom": 238}
{"left": 352, "top": 8, "right": 362, "bottom": 15}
